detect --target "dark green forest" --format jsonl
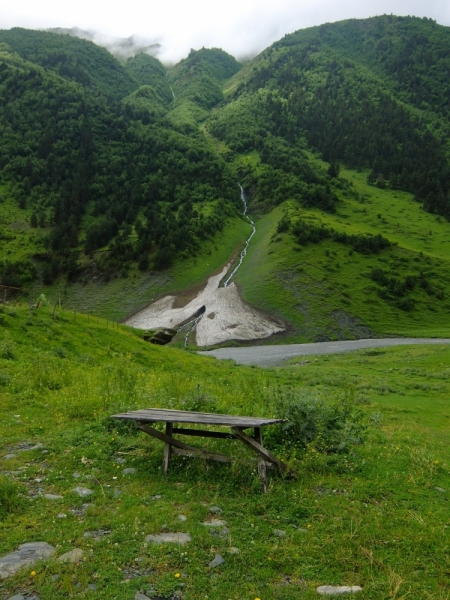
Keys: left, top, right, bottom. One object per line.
{"left": 0, "top": 31, "right": 241, "bottom": 286}
{"left": 210, "top": 15, "right": 450, "bottom": 218}
{"left": 1, "top": 16, "right": 450, "bottom": 290}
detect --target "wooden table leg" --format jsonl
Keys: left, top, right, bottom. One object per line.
{"left": 163, "top": 422, "right": 173, "bottom": 475}
{"left": 254, "top": 427, "right": 268, "bottom": 493}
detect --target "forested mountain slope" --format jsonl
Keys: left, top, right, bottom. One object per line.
{"left": 212, "top": 15, "right": 450, "bottom": 218}
{"left": 0, "top": 34, "right": 241, "bottom": 288}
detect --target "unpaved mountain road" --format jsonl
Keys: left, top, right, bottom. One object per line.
{"left": 197, "top": 338, "right": 450, "bottom": 367}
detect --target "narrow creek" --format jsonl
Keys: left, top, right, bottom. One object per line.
{"left": 223, "top": 185, "right": 256, "bottom": 287}
{"left": 179, "top": 184, "right": 255, "bottom": 346}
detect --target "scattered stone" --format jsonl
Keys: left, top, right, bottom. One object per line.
{"left": 71, "top": 486, "right": 93, "bottom": 497}
{"left": 123, "top": 468, "right": 136, "bottom": 475}
{"left": 44, "top": 494, "right": 63, "bottom": 500}
{"left": 435, "top": 487, "right": 446, "bottom": 493}
{"left": 2, "top": 454, "right": 17, "bottom": 460}
{"left": 57, "top": 513, "right": 67, "bottom": 519}
{"left": 114, "top": 488, "right": 122, "bottom": 498}
{"left": 135, "top": 593, "right": 151, "bottom": 600}
{"left": 210, "top": 527, "right": 230, "bottom": 538}
{"left": 73, "top": 472, "right": 81, "bottom": 479}
{"left": 115, "top": 457, "right": 126, "bottom": 464}
{"left": 317, "top": 585, "right": 362, "bottom": 595}
{"left": 83, "top": 529, "right": 111, "bottom": 542}
{"left": 69, "top": 503, "right": 91, "bottom": 516}
{"left": 209, "top": 506, "right": 222, "bottom": 514}
{"left": 151, "top": 495, "right": 162, "bottom": 500}
{"left": 177, "top": 515, "right": 187, "bottom": 522}
{"left": 6, "top": 595, "right": 26, "bottom": 600}
{"left": 209, "top": 554, "right": 225, "bottom": 568}
{"left": 87, "top": 583, "right": 97, "bottom": 591}
{"left": 203, "top": 519, "right": 226, "bottom": 527}
{"left": 58, "top": 548, "right": 84, "bottom": 564}
{"left": 273, "top": 529, "right": 286, "bottom": 537}
{"left": 0, "top": 542, "right": 55, "bottom": 579}
{"left": 145, "top": 533, "right": 191, "bottom": 545}
{"left": 228, "top": 547, "right": 240, "bottom": 554}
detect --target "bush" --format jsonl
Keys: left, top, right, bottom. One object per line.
{"left": 0, "top": 476, "right": 23, "bottom": 520}
{"left": 267, "top": 391, "right": 366, "bottom": 454}
{"left": 0, "top": 332, "right": 16, "bottom": 360}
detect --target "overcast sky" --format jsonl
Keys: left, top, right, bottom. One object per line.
{"left": 1, "top": 0, "right": 450, "bottom": 62}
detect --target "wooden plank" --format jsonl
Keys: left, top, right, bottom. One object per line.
{"left": 137, "top": 422, "right": 230, "bottom": 463}
{"left": 172, "top": 447, "right": 232, "bottom": 463}
{"left": 231, "top": 427, "right": 299, "bottom": 479}
{"left": 254, "top": 427, "right": 268, "bottom": 493}
{"left": 112, "top": 408, "right": 285, "bottom": 428}
{"left": 163, "top": 422, "right": 172, "bottom": 475}
{"left": 172, "top": 427, "right": 235, "bottom": 439}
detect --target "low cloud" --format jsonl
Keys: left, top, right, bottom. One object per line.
{"left": 2, "top": 0, "right": 449, "bottom": 63}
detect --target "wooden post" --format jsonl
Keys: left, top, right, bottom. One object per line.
{"left": 52, "top": 302, "right": 57, "bottom": 318}
{"left": 254, "top": 427, "right": 268, "bottom": 493}
{"left": 163, "top": 422, "right": 173, "bottom": 475}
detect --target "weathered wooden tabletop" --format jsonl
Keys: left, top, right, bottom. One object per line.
{"left": 111, "top": 408, "right": 284, "bottom": 428}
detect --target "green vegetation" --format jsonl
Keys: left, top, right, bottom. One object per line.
{"left": 0, "top": 305, "right": 449, "bottom": 598}
{"left": 232, "top": 161, "right": 450, "bottom": 341}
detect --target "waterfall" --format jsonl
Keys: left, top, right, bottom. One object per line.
{"left": 223, "top": 184, "right": 256, "bottom": 287}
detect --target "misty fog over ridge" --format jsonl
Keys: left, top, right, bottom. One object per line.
{"left": 45, "top": 27, "right": 163, "bottom": 62}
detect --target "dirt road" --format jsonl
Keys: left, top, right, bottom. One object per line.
{"left": 197, "top": 338, "right": 450, "bottom": 367}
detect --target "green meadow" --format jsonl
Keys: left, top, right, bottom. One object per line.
{"left": 234, "top": 159, "right": 450, "bottom": 343}
{"left": 0, "top": 305, "right": 449, "bottom": 599}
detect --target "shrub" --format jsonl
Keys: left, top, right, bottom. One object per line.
{"left": 0, "top": 476, "right": 23, "bottom": 520}
{"left": 0, "top": 332, "right": 16, "bottom": 360}
{"left": 267, "top": 391, "right": 366, "bottom": 454}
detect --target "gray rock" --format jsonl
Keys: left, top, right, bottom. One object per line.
{"left": 145, "top": 533, "right": 191, "bottom": 545}
{"left": 228, "top": 547, "right": 240, "bottom": 554}
{"left": 273, "top": 529, "right": 286, "bottom": 537}
{"left": 87, "top": 583, "right": 97, "bottom": 590}
{"left": 203, "top": 519, "right": 226, "bottom": 527}
{"left": 0, "top": 542, "right": 55, "bottom": 579}
{"left": 317, "top": 585, "right": 362, "bottom": 595}
{"left": 44, "top": 494, "right": 63, "bottom": 500}
{"left": 151, "top": 495, "right": 162, "bottom": 500}
{"left": 115, "top": 457, "right": 126, "bottom": 464}
{"left": 209, "top": 506, "right": 222, "bottom": 514}
{"left": 71, "top": 486, "right": 93, "bottom": 497}
{"left": 57, "top": 513, "right": 67, "bottom": 519}
{"left": 123, "top": 468, "right": 136, "bottom": 475}
{"left": 435, "top": 487, "right": 446, "bottom": 493}
{"left": 73, "top": 472, "right": 81, "bottom": 479}
{"left": 135, "top": 593, "right": 151, "bottom": 600}
{"left": 210, "top": 527, "right": 230, "bottom": 538}
{"left": 6, "top": 595, "right": 26, "bottom": 600}
{"left": 58, "top": 548, "right": 83, "bottom": 564}
{"left": 209, "top": 554, "right": 225, "bottom": 568}
{"left": 177, "top": 515, "right": 187, "bottom": 522}
{"left": 2, "top": 454, "right": 17, "bottom": 460}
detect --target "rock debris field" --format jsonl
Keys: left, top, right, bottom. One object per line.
{"left": 0, "top": 442, "right": 365, "bottom": 598}
{"left": 125, "top": 264, "right": 284, "bottom": 346}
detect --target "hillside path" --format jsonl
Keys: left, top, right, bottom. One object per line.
{"left": 197, "top": 338, "right": 450, "bottom": 367}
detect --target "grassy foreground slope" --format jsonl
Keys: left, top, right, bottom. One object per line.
{"left": 0, "top": 305, "right": 449, "bottom": 598}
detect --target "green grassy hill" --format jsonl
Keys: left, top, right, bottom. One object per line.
{"left": 0, "top": 304, "right": 449, "bottom": 598}
{"left": 232, "top": 158, "right": 450, "bottom": 342}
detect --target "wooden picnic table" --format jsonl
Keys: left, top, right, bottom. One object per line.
{"left": 111, "top": 408, "right": 298, "bottom": 492}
